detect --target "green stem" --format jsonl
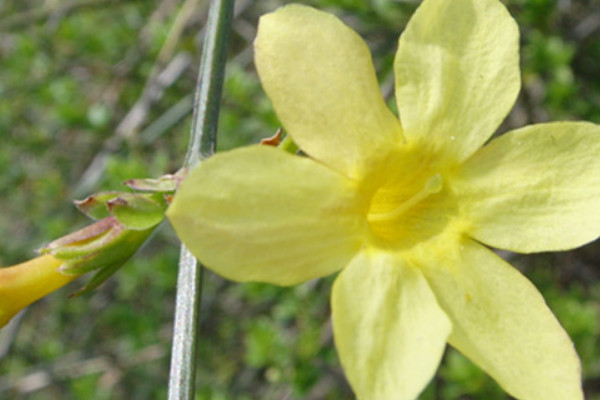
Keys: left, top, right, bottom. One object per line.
{"left": 183, "top": 0, "right": 234, "bottom": 166}
{"left": 280, "top": 135, "right": 300, "bottom": 154}
{"left": 168, "top": 1, "right": 234, "bottom": 399}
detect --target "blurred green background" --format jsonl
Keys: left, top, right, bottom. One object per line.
{"left": 0, "top": 0, "right": 599, "bottom": 399}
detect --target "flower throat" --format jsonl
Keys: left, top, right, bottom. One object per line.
{"left": 368, "top": 174, "right": 443, "bottom": 223}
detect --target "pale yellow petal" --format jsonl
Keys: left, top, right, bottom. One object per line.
{"left": 167, "top": 146, "right": 366, "bottom": 286}
{"left": 332, "top": 250, "right": 451, "bottom": 400}
{"left": 413, "top": 238, "right": 583, "bottom": 400}
{"left": 395, "top": 0, "right": 520, "bottom": 161}
{"left": 453, "top": 122, "right": 600, "bottom": 252}
{"left": 255, "top": 4, "right": 403, "bottom": 179}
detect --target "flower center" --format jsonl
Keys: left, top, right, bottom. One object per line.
{"left": 365, "top": 172, "right": 448, "bottom": 248}
{"left": 367, "top": 174, "right": 443, "bottom": 223}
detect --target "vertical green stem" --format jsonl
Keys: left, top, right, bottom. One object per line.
{"left": 168, "top": 1, "right": 234, "bottom": 399}
{"left": 184, "top": 0, "right": 234, "bottom": 167}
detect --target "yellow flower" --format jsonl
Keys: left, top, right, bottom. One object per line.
{"left": 0, "top": 255, "right": 77, "bottom": 327}
{"left": 167, "top": 1, "right": 600, "bottom": 399}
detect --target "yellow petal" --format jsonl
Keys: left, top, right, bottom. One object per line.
{"left": 395, "top": 0, "right": 520, "bottom": 162}
{"left": 413, "top": 238, "right": 583, "bottom": 400}
{"left": 453, "top": 121, "right": 600, "bottom": 252}
{"left": 331, "top": 250, "right": 451, "bottom": 400}
{"left": 0, "top": 255, "right": 74, "bottom": 327}
{"left": 167, "top": 146, "right": 366, "bottom": 286}
{"left": 255, "top": 4, "right": 403, "bottom": 180}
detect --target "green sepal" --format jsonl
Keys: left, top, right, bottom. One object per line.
{"left": 74, "top": 190, "right": 168, "bottom": 231}
{"left": 74, "top": 192, "right": 123, "bottom": 220}
{"left": 124, "top": 169, "right": 186, "bottom": 193}
{"left": 41, "top": 215, "right": 156, "bottom": 295}
{"left": 107, "top": 192, "right": 168, "bottom": 230}
{"left": 69, "top": 259, "right": 127, "bottom": 297}
{"left": 40, "top": 217, "right": 115, "bottom": 259}
{"left": 67, "top": 224, "right": 154, "bottom": 296}
{"left": 279, "top": 134, "right": 299, "bottom": 154}
{"left": 59, "top": 222, "right": 153, "bottom": 276}
{"left": 41, "top": 216, "right": 154, "bottom": 274}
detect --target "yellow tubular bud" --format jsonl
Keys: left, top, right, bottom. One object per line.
{"left": 0, "top": 255, "right": 77, "bottom": 328}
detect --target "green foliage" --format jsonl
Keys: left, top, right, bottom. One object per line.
{"left": 0, "top": 0, "right": 599, "bottom": 399}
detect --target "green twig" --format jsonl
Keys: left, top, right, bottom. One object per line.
{"left": 184, "top": 0, "right": 234, "bottom": 166}
{"left": 168, "top": 0, "right": 234, "bottom": 399}
{"left": 280, "top": 135, "right": 300, "bottom": 154}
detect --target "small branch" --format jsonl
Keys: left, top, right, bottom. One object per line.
{"left": 168, "top": 0, "right": 235, "bottom": 400}
{"left": 183, "top": 0, "right": 234, "bottom": 165}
